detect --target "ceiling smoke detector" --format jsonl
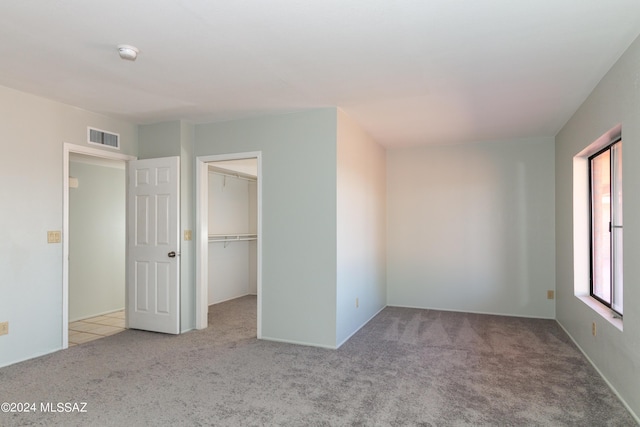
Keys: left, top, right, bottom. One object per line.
{"left": 117, "top": 44, "right": 139, "bottom": 61}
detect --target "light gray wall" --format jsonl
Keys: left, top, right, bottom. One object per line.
{"left": 0, "top": 84, "right": 138, "bottom": 368}
{"left": 336, "top": 109, "right": 387, "bottom": 346}
{"left": 69, "top": 161, "right": 125, "bottom": 321}
{"left": 195, "top": 109, "right": 338, "bottom": 348}
{"left": 138, "top": 120, "right": 196, "bottom": 332}
{"left": 555, "top": 35, "right": 640, "bottom": 418}
{"left": 139, "top": 121, "right": 181, "bottom": 158}
{"left": 387, "top": 138, "right": 556, "bottom": 318}
{"left": 208, "top": 173, "right": 251, "bottom": 235}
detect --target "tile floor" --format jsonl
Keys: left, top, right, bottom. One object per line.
{"left": 68, "top": 310, "right": 125, "bottom": 346}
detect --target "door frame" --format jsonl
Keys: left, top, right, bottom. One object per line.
{"left": 195, "top": 152, "right": 262, "bottom": 337}
{"left": 62, "top": 143, "right": 136, "bottom": 349}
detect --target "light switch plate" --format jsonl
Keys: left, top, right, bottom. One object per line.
{"left": 47, "top": 231, "right": 61, "bottom": 244}
{"left": 184, "top": 230, "right": 192, "bottom": 241}
{"left": 0, "top": 321, "right": 8, "bottom": 336}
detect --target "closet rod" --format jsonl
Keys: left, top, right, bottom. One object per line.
{"left": 209, "top": 233, "right": 258, "bottom": 240}
{"left": 208, "top": 234, "right": 257, "bottom": 247}
{"left": 209, "top": 170, "right": 257, "bottom": 182}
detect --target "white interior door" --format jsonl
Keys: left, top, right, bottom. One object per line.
{"left": 127, "top": 157, "right": 180, "bottom": 334}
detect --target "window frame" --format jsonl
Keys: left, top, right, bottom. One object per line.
{"left": 588, "top": 137, "right": 622, "bottom": 317}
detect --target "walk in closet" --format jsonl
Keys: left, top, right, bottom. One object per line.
{"left": 207, "top": 159, "right": 258, "bottom": 305}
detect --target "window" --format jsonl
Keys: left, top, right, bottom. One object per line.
{"left": 589, "top": 138, "right": 622, "bottom": 316}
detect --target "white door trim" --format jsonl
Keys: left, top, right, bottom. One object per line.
{"left": 195, "top": 152, "right": 262, "bottom": 338}
{"left": 62, "top": 143, "right": 136, "bottom": 349}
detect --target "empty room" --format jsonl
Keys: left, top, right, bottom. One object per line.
{"left": 1, "top": 1, "right": 639, "bottom": 425}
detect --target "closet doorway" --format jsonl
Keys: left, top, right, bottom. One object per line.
{"left": 196, "top": 153, "right": 262, "bottom": 336}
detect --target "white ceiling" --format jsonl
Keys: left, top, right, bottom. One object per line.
{"left": 1, "top": 1, "right": 639, "bottom": 148}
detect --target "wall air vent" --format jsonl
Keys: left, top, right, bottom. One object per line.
{"left": 88, "top": 127, "right": 120, "bottom": 150}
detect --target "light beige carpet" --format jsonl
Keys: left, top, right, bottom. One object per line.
{"left": 0, "top": 296, "right": 635, "bottom": 426}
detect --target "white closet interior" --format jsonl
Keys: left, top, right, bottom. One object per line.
{"left": 207, "top": 159, "right": 258, "bottom": 305}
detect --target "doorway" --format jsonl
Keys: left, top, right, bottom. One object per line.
{"left": 195, "top": 152, "right": 262, "bottom": 336}
{"left": 62, "top": 143, "right": 136, "bottom": 349}
{"left": 68, "top": 153, "right": 126, "bottom": 345}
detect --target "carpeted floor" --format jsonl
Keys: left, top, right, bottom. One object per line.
{"left": 0, "top": 296, "right": 636, "bottom": 426}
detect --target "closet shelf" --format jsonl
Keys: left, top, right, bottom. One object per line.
{"left": 208, "top": 234, "right": 257, "bottom": 247}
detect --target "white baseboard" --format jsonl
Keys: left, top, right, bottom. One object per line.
{"left": 0, "top": 347, "right": 60, "bottom": 369}
{"left": 208, "top": 293, "right": 255, "bottom": 306}
{"left": 260, "top": 335, "right": 337, "bottom": 350}
{"left": 69, "top": 307, "right": 125, "bottom": 323}
{"left": 556, "top": 320, "right": 639, "bottom": 424}
{"left": 387, "top": 303, "right": 554, "bottom": 320}
{"left": 336, "top": 305, "right": 386, "bottom": 349}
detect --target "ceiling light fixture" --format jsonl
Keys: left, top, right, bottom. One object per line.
{"left": 117, "top": 44, "right": 139, "bottom": 61}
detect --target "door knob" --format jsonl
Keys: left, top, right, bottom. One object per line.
{"left": 168, "top": 251, "right": 176, "bottom": 258}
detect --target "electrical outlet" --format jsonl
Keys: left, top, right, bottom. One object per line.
{"left": 547, "top": 290, "right": 555, "bottom": 300}
{"left": 0, "top": 321, "right": 8, "bottom": 336}
{"left": 184, "top": 230, "right": 192, "bottom": 241}
{"left": 592, "top": 322, "right": 597, "bottom": 336}
{"left": 356, "top": 298, "right": 359, "bottom": 308}
{"left": 47, "top": 231, "right": 61, "bottom": 244}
